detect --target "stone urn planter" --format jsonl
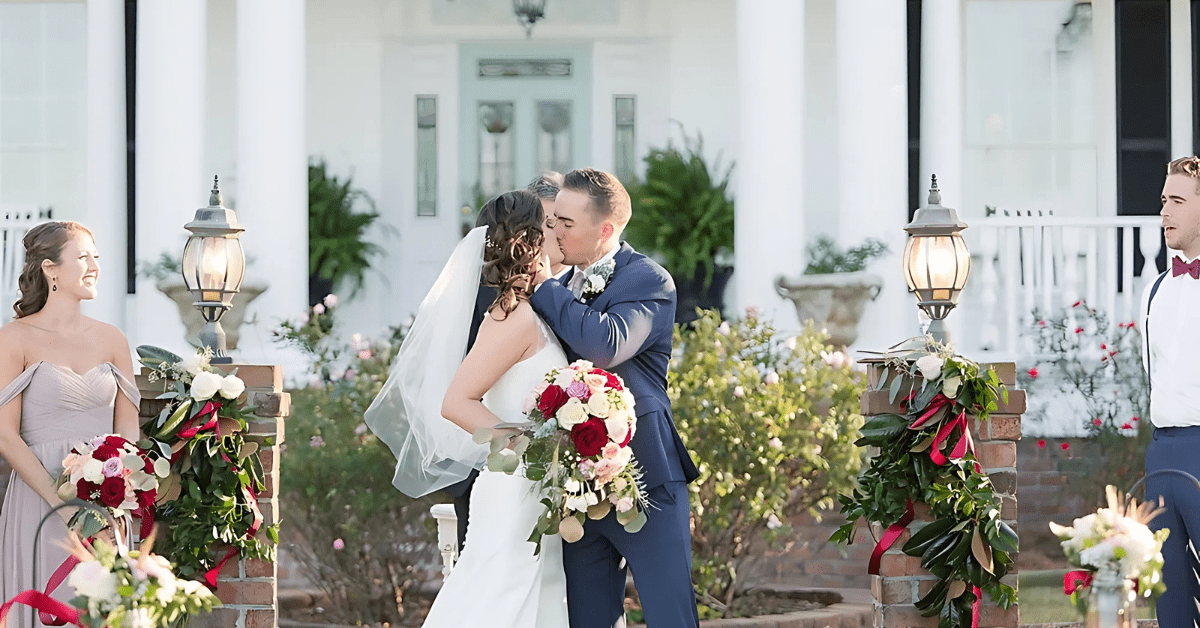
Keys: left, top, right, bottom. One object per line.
{"left": 775, "top": 272, "right": 882, "bottom": 347}
{"left": 156, "top": 277, "right": 268, "bottom": 350}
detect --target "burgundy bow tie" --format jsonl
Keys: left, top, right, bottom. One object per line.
{"left": 1173, "top": 256, "right": 1200, "bottom": 279}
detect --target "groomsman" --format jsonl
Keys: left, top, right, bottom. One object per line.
{"left": 447, "top": 172, "right": 567, "bottom": 551}
{"left": 1140, "top": 156, "right": 1200, "bottom": 628}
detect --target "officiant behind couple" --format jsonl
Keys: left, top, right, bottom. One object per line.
{"left": 366, "top": 167, "right": 701, "bottom": 628}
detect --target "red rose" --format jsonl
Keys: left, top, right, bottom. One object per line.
{"left": 137, "top": 488, "right": 156, "bottom": 509}
{"left": 104, "top": 435, "right": 126, "bottom": 448}
{"left": 589, "top": 368, "right": 623, "bottom": 391}
{"left": 92, "top": 444, "right": 120, "bottom": 461}
{"left": 538, "top": 385, "right": 570, "bottom": 417}
{"left": 76, "top": 480, "right": 101, "bottom": 501}
{"left": 571, "top": 418, "right": 609, "bottom": 458}
{"left": 99, "top": 477, "right": 126, "bottom": 508}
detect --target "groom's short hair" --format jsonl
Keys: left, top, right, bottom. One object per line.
{"left": 562, "top": 168, "right": 631, "bottom": 227}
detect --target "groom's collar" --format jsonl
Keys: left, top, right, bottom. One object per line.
{"left": 575, "top": 242, "right": 621, "bottom": 275}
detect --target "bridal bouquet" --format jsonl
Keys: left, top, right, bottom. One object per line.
{"left": 66, "top": 534, "right": 218, "bottom": 628}
{"left": 56, "top": 435, "right": 170, "bottom": 538}
{"left": 1049, "top": 485, "right": 1168, "bottom": 612}
{"left": 477, "top": 360, "right": 649, "bottom": 552}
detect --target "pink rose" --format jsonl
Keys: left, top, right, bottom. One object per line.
{"left": 566, "top": 380, "right": 591, "bottom": 401}
{"left": 101, "top": 457, "right": 123, "bottom": 478}
{"left": 578, "top": 460, "right": 595, "bottom": 480}
{"left": 333, "top": 538, "right": 345, "bottom": 550}
{"left": 602, "top": 442, "right": 621, "bottom": 459}
{"left": 616, "top": 496, "right": 635, "bottom": 513}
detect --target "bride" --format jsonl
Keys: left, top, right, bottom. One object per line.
{"left": 365, "top": 189, "right": 569, "bottom": 626}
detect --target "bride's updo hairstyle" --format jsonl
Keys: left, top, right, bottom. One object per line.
{"left": 475, "top": 190, "right": 546, "bottom": 318}
{"left": 13, "top": 221, "right": 93, "bottom": 319}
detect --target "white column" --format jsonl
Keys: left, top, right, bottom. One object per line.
{"left": 134, "top": 0, "right": 208, "bottom": 349}
{"left": 836, "top": 0, "right": 910, "bottom": 351}
{"left": 734, "top": 0, "right": 805, "bottom": 328}
{"left": 1094, "top": 0, "right": 1118, "bottom": 217}
{"left": 236, "top": 0, "right": 307, "bottom": 338}
{"left": 920, "top": 0, "right": 964, "bottom": 212}
{"left": 85, "top": 0, "right": 128, "bottom": 332}
{"left": 1170, "top": 0, "right": 1193, "bottom": 159}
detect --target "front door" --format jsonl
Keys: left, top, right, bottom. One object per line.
{"left": 458, "top": 43, "right": 592, "bottom": 227}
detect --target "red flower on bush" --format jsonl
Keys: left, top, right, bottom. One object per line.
{"left": 570, "top": 418, "right": 609, "bottom": 457}
{"left": 1093, "top": 418, "right": 1102, "bottom": 427}
{"left": 538, "top": 385, "right": 570, "bottom": 417}
{"left": 92, "top": 444, "right": 120, "bottom": 461}
{"left": 99, "top": 476, "right": 126, "bottom": 508}
{"left": 1037, "top": 439, "right": 1046, "bottom": 448}
{"left": 1073, "top": 300, "right": 1081, "bottom": 307}
{"left": 1061, "top": 442, "right": 1070, "bottom": 451}
{"left": 1132, "top": 416, "right": 1139, "bottom": 422}
{"left": 1122, "top": 423, "right": 1133, "bottom": 430}
{"left": 1074, "top": 327, "right": 1084, "bottom": 334}
{"left": 1028, "top": 367, "right": 1039, "bottom": 379}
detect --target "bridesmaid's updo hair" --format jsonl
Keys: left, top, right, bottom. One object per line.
{"left": 475, "top": 190, "right": 546, "bottom": 318}
{"left": 13, "top": 221, "right": 93, "bottom": 319}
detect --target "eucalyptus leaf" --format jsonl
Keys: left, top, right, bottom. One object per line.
{"left": 888, "top": 374, "right": 904, "bottom": 404}
{"left": 587, "top": 501, "right": 612, "bottom": 520}
{"left": 623, "top": 510, "right": 648, "bottom": 534}
{"left": 559, "top": 515, "right": 585, "bottom": 543}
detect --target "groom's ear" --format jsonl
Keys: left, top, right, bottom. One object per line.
{"left": 601, "top": 222, "right": 615, "bottom": 241}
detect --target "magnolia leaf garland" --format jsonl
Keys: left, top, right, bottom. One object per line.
{"left": 831, "top": 347, "right": 1019, "bottom": 628}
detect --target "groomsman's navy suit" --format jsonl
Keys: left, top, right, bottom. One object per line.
{"left": 531, "top": 242, "right": 700, "bottom": 628}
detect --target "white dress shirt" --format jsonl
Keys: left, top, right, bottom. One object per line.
{"left": 1141, "top": 254, "right": 1200, "bottom": 427}
{"left": 568, "top": 244, "right": 621, "bottom": 298}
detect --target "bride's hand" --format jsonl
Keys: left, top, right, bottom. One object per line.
{"left": 533, "top": 250, "right": 553, "bottom": 286}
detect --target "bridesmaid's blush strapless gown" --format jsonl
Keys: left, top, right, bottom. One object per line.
{"left": 0, "top": 362, "right": 140, "bottom": 628}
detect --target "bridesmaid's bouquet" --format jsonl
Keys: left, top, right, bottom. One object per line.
{"left": 56, "top": 435, "right": 169, "bottom": 538}
{"left": 476, "top": 360, "right": 649, "bottom": 552}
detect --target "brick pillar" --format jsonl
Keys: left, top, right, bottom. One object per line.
{"left": 138, "top": 363, "right": 288, "bottom": 628}
{"left": 862, "top": 362, "right": 1024, "bottom": 628}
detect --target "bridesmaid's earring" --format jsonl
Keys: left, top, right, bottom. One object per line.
{"left": 51, "top": 278, "right": 57, "bottom": 292}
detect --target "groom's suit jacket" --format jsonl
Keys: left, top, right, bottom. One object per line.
{"left": 531, "top": 242, "right": 700, "bottom": 489}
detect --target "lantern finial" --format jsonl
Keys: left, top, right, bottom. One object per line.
{"left": 928, "top": 175, "right": 941, "bottom": 206}
{"left": 209, "top": 176, "right": 222, "bottom": 207}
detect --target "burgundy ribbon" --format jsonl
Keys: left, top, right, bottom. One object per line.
{"left": 868, "top": 499, "right": 915, "bottom": 575}
{"left": 971, "top": 585, "right": 981, "bottom": 628}
{"left": 176, "top": 401, "right": 220, "bottom": 440}
{"left": 929, "top": 411, "right": 975, "bottom": 466}
{"left": 910, "top": 394, "right": 951, "bottom": 430}
{"left": 203, "top": 484, "right": 264, "bottom": 589}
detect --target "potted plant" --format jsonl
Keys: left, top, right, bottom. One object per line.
{"left": 775, "top": 236, "right": 888, "bottom": 347}
{"left": 624, "top": 129, "right": 734, "bottom": 325}
{"left": 141, "top": 252, "right": 267, "bottom": 351}
{"left": 308, "top": 159, "right": 383, "bottom": 306}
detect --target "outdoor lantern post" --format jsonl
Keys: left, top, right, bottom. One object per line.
{"left": 902, "top": 175, "right": 971, "bottom": 344}
{"left": 182, "top": 176, "right": 246, "bottom": 364}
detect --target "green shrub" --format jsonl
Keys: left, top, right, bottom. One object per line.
{"left": 672, "top": 310, "right": 867, "bottom": 616}
{"left": 274, "top": 304, "right": 438, "bottom": 625}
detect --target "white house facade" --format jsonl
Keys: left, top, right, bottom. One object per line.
{"left": 0, "top": 0, "right": 1190, "bottom": 412}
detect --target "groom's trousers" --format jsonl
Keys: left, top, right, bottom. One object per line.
{"left": 563, "top": 480, "right": 699, "bottom": 628}
{"left": 1145, "top": 425, "right": 1200, "bottom": 628}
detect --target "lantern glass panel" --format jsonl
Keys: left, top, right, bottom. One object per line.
{"left": 904, "top": 234, "right": 967, "bottom": 293}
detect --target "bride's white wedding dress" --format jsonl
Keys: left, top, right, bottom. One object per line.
{"left": 422, "top": 317, "right": 569, "bottom": 628}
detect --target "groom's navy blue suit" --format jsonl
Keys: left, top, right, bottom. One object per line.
{"left": 531, "top": 242, "right": 700, "bottom": 628}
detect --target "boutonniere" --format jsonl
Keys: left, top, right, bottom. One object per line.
{"left": 580, "top": 259, "right": 616, "bottom": 301}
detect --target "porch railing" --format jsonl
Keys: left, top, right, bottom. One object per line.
{"left": 955, "top": 215, "right": 1164, "bottom": 360}
{"left": 1, "top": 205, "right": 45, "bottom": 324}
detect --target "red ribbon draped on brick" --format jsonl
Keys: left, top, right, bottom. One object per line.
{"left": 971, "top": 585, "right": 981, "bottom": 628}
{"left": 176, "top": 401, "right": 220, "bottom": 440}
{"left": 868, "top": 499, "right": 915, "bottom": 575}
{"left": 929, "top": 411, "right": 974, "bottom": 466}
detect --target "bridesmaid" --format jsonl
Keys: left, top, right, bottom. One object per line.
{"left": 0, "top": 221, "right": 140, "bottom": 627}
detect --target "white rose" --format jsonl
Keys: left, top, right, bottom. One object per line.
{"left": 604, "top": 416, "right": 630, "bottom": 444}
{"left": 190, "top": 371, "right": 222, "bottom": 401}
{"left": 564, "top": 478, "right": 581, "bottom": 493}
{"left": 556, "top": 398, "right": 590, "bottom": 429}
{"left": 587, "top": 394, "right": 611, "bottom": 418}
{"left": 218, "top": 374, "right": 246, "bottom": 399}
{"left": 620, "top": 390, "right": 636, "bottom": 412}
{"left": 583, "top": 373, "right": 608, "bottom": 394}
{"left": 82, "top": 457, "right": 105, "bottom": 484}
{"left": 69, "top": 561, "right": 118, "bottom": 602}
{"left": 587, "top": 275, "right": 606, "bottom": 293}
{"left": 554, "top": 370, "right": 578, "bottom": 389}
{"left": 521, "top": 393, "right": 537, "bottom": 415}
{"left": 180, "top": 354, "right": 205, "bottom": 377}
{"left": 573, "top": 360, "right": 595, "bottom": 372}
{"left": 915, "top": 355, "right": 945, "bottom": 381}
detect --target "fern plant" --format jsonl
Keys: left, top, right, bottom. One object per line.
{"left": 803, "top": 236, "right": 888, "bottom": 275}
{"left": 624, "top": 130, "right": 734, "bottom": 288}
{"left": 309, "top": 159, "right": 382, "bottom": 299}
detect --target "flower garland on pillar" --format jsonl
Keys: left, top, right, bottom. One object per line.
{"left": 831, "top": 342, "right": 1019, "bottom": 628}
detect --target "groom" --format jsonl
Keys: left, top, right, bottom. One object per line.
{"left": 531, "top": 168, "right": 700, "bottom": 628}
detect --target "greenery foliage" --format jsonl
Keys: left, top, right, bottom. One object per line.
{"left": 624, "top": 129, "right": 734, "bottom": 288}
{"left": 803, "top": 236, "right": 889, "bottom": 275}
{"left": 273, "top": 303, "right": 439, "bottom": 625}
{"left": 671, "top": 310, "right": 866, "bottom": 617}
{"left": 1018, "top": 302, "right": 1151, "bottom": 506}
{"left": 831, "top": 342, "right": 1017, "bottom": 628}
{"left": 136, "top": 347, "right": 277, "bottom": 585}
{"left": 309, "top": 159, "right": 383, "bottom": 298}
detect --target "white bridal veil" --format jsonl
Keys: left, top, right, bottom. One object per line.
{"left": 365, "top": 226, "right": 490, "bottom": 497}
